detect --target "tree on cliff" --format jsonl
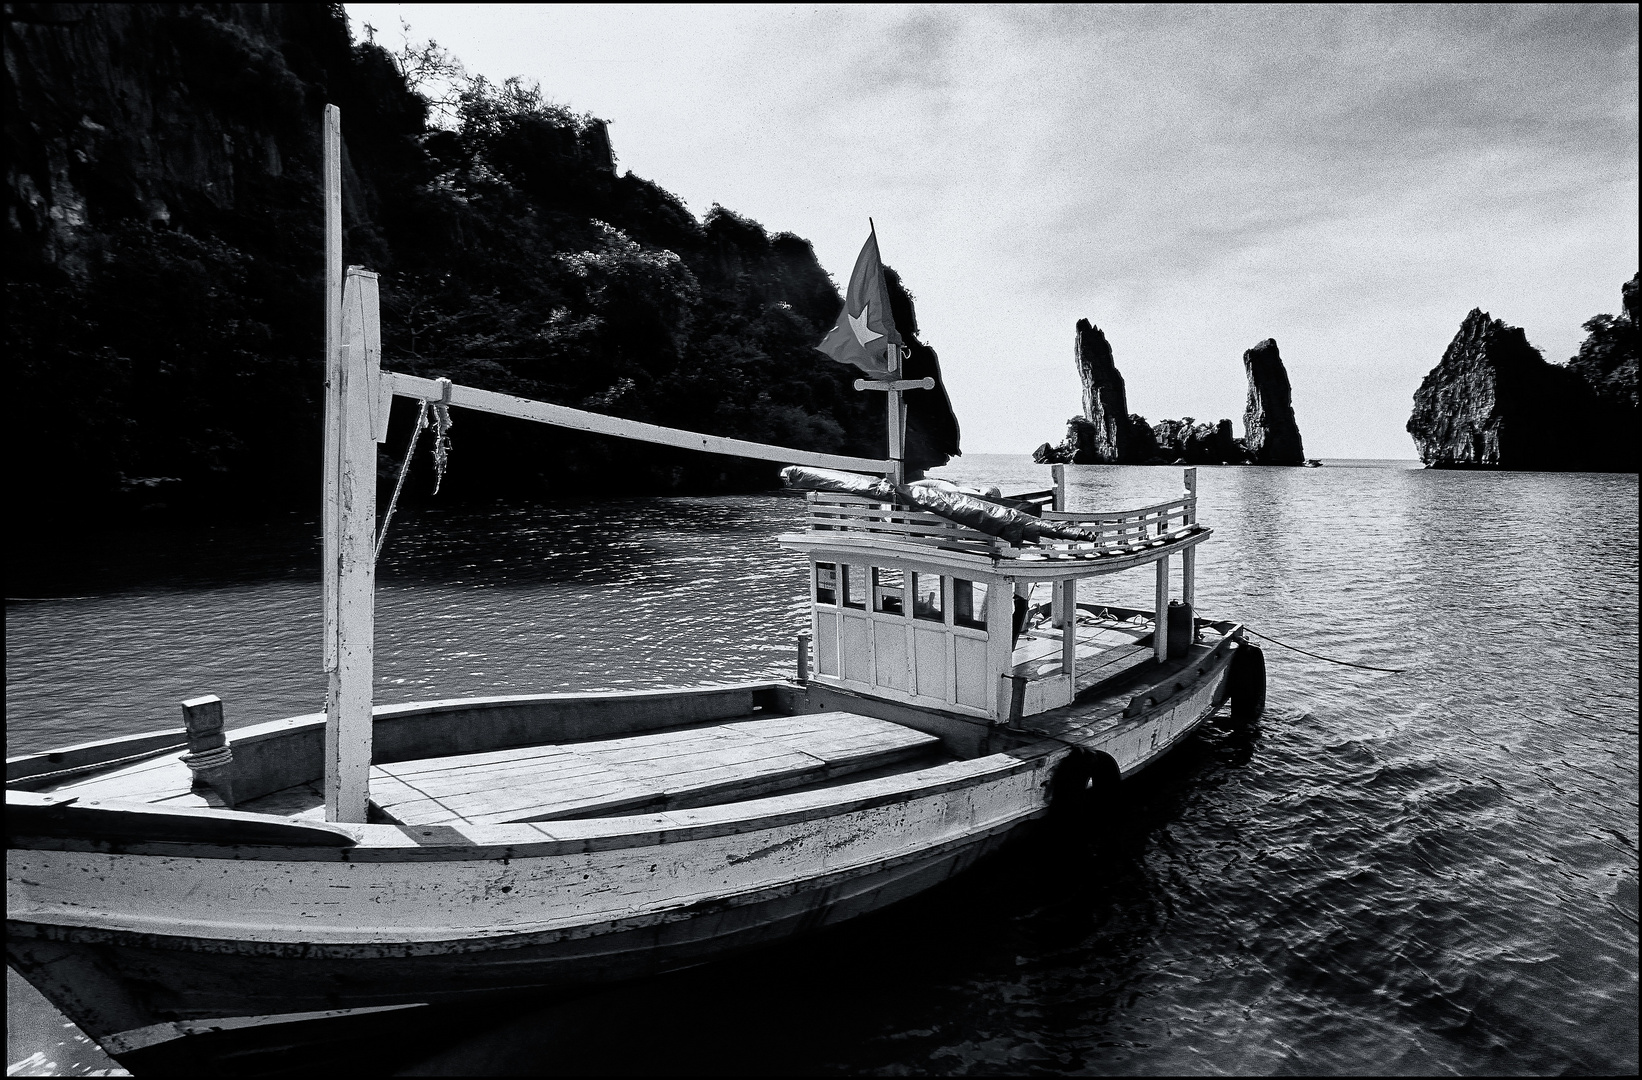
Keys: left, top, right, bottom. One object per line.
{"left": 1566, "top": 271, "right": 1639, "bottom": 410}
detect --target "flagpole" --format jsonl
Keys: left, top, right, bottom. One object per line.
{"left": 887, "top": 342, "right": 904, "bottom": 486}
{"left": 874, "top": 219, "right": 904, "bottom": 486}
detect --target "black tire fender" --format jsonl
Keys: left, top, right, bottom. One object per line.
{"left": 1050, "top": 749, "right": 1121, "bottom": 823}
{"left": 1229, "top": 641, "right": 1267, "bottom": 723}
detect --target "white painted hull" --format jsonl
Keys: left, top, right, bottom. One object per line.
{"left": 9, "top": 752, "right": 1054, "bottom": 1058}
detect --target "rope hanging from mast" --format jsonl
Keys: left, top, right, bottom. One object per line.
{"left": 373, "top": 400, "right": 428, "bottom": 562}
{"left": 431, "top": 379, "right": 454, "bottom": 494}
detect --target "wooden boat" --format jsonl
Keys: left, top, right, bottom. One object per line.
{"left": 5, "top": 108, "right": 1266, "bottom": 1074}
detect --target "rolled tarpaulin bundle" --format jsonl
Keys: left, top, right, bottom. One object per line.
{"left": 895, "top": 479, "right": 1105, "bottom": 545}
{"left": 780, "top": 466, "right": 1103, "bottom": 546}
{"left": 780, "top": 465, "right": 898, "bottom": 501}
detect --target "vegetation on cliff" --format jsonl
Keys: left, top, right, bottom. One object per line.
{"left": 1566, "top": 272, "right": 1639, "bottom": 411}
{"left": 5, "top": 4, "right": 958, "bottom": 519}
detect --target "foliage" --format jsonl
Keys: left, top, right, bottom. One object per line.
{"left": 1565, "top": 272, "right": 1639, "bottom": 409}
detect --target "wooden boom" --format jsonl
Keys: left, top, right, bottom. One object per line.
{"left": 385, "top": 371, "right": 891, "bottom": 475}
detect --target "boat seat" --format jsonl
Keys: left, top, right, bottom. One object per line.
{"left": 366, "top": 711, "right": 943, "bottom": 827}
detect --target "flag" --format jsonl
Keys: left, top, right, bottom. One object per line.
{"left": 816, "top": 225, "right": 902, "bottom": 376}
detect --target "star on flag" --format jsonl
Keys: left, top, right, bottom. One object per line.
{"left": 847, "top": 304, "right": 884, "bottom": 348}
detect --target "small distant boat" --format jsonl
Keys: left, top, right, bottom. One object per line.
{"left": 1303, "top": 459, "right": 1323, "bottom": 468}
{"left": 6, "top": 107, "right": 1266, "bottom": 1074}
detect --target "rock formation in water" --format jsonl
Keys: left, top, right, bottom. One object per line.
{"left": 1151, "top": 418, "right": 1243, "bottom": 465}
{"left": 1072, "top": 319, "right": 1131, "bottom": 462}
{"left": 1032, "top": 320, "right": 1130, "bottom": 465}
{"left": 1034, "top": 320, "right": 1308, "bottom": 465}
{"left": 1242, "top": 339, "right": 1306, "bottom": 464}
{"left": 1127, "top": 414, "right": 1162, "bottom": 462}
{"left": 1032, "top": 416, "right": 1100, "bottom": 465}
{"left": 1406, "top": 301, "right": 1637, "bottom": 471}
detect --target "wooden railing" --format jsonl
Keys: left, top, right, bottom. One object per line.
{"left": 804, "top": 490, "right": 1199, "bottom": 559}
{"left": 1036, "top": 495, "right": 1198, "bottom": 555}
{"left": 806, "top": 493, "right": 1004, "bottom": 556}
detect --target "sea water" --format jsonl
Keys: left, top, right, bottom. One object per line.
{"left": 6, "top": 458, "right": 1637, "bottom": 1076}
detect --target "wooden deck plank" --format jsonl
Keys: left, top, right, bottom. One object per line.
{"left": 1011, "top": 629, "right": 1151, "bottom": 679}
{"left": 236, "top": 781, "right": 327, "bottom": 820}
{"left": 374, "top": 750, "right": 598, "bottom": 794}
{"left": 368, "top": 711, "right": 941, "bottom": 827}
{"left": 46, "top": 755, "right": 193, "bottom": 803}
{"left": 1075, "top": 644, "right": 1153, "bottom": 693}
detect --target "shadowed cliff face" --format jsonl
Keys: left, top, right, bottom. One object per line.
{"left": 4, "top": 4, "right": 421, "bottom": 273}
{"left": 5, "top": 3, "right": 958, "bottom": 517}
{"left": 1242, "top": 339, "right": 1305, "bottom": 465}
{"left": 1408, "top": 305, "right": 1636, "bottom": 471}
{"left": 1072, "top": 319, "right": 1130, "bottom": 463}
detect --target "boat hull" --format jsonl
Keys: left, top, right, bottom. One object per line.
{"left": 12, "top": 821, "right": 1022, "bottom": 1061}
{"left": 8, "top": 751, "right": 1054, "bottom": 1063}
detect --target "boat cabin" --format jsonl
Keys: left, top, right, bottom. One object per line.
{"left": 780, "top": 466, "right": 1213, "bottom": 724}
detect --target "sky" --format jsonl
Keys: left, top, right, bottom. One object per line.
{"left": 344, "top": 4, "right": 1638, "bottom": 458}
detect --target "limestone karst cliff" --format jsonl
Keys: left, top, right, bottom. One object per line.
{"left": 1241, "top": 339, "right": 1306, "bottom": 465}
{"left": 1033, "top": 322, "right": 1305, "bottom": 465}
{"left": 1072, "top": 319, "right": 1131, "bottom": 462}
{"left": 6, "top": 3, "right": 960, "bottom": 516}
{"left": 1407, "top": 296, "right": 1637, "bottom": 471}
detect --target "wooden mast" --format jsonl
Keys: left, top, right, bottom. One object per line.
{"left": 321, "top": 105, "right": 341, "bottom": 690}
{"left": 321, "top": 107, "right": 385, "bottom": 823}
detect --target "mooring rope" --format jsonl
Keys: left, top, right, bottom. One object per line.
{"left": 374, "top": 399, "right": 429, "bottom": 562}
{"left": 16, "top": 743, "right": 190, "bottom": 785}
{"left": 1243, "top": 626, "right": 1405, "bottom": 673}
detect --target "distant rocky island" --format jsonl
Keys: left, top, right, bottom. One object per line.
{"left": 1033, "top": 320, "right": 1311, "bottom": 466}
{"left": 1406, "top": 273, "right": 1638, "bottom": 471}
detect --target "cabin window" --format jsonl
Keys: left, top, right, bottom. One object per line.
{"left": 843, "top": 564, "right": 868, "bottom": 609}
{"left": 912, "top": 573, "right": 943, "bottom": 622}
{"left": 952, "top": 578, "right": 989, "bottom": 630}
{"left": 814, "top": 562, "right": 837, "bottom": 605}
{"left": 873, "top": 567, "right": 905, "bottom": 614}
